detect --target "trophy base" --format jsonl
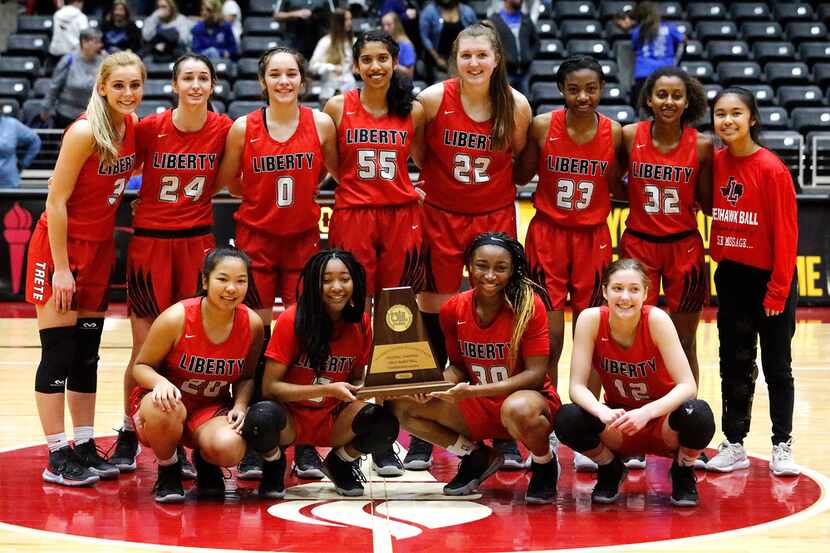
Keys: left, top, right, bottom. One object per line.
{"left": 356, "top": 381, "right": 455, "bottom": 399}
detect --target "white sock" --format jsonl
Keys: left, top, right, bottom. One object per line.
{"left": 447, "top": 435, "right": 476, "bottom": 456}
{"left": 73, "top": 426, "right": 94, "bottom": 446}
{"left": 336, "top": 447, "right": 359, "bottom": 462}
{"left": 532, "top": 450, "right": 554, "bottom": 464}
{"left": 158, "top": 451, "right": 178, "bottom": 466}
{"left": 122, "top": 414, "right": 136, "bottom": 432}
{"left": 264, "top": 448, "right": 281, "bottom": 462}
{"left": 594, "top": 447, "right": 615, "bottom": 466}
{"left": 46, "top": 432, "right": 68, "bottom": 453}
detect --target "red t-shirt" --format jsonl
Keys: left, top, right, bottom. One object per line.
{"left": 711, "top": 147, "right": 798, "bottom": 312}
{"left": 161, "top": 297, "right": 253, "bottom": 411}
{"left": 440, "top": 289, "right": 555, "bottom": 394}
{"left": 133, "top": 109, "right": 232, "bottom": 230}
{"left": 420, "top": 79, "right": 515, "bottom": 214}
{"left": 237, "top": 106, "right": 324, "bottom": 235}
{"left": 335, "top": 89, "right": 418, "bottom": 208}
{"left": 592, "top": 305, "right": 675, "bottom": 410}
{"left": 626, "top": 121, "right": 700, "bottom": 236}
{"left": 265, "top": 305, "right": 372, "bottom": 409}
{"left": 41, "top": 114, "right": 137, "bottom": 241}
{"left": 534, "top": 109, "right": 615, "bottom": 227}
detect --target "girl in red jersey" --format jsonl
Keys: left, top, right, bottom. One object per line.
{"left": 388, "top": 233, "right": 561, "bottom": 503}
{"left": 554, "top": 258, "right": 715, "bottom": 507}
{"left": 112, "top": 54, "right": 234, "bottom": 474}
{"left": 25, "top": 52, "right": 144, "bottom": 487}
{"left": 410, "top": 22, "right": 533, "bottom": 470}
{"left": 242, "top": 250, "right": 401, "bottom": 498}
{"left": 620, "top": 66, "right": 713, "bottom": 385}
{"left": 705, "top": 88, "right": 800, "bottom": 477}
{"left": 131, "top": 247, "right": 264, "bottom": 503}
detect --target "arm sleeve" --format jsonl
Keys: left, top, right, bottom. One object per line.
{"left": 16, "top": 121, "right": 42, "bottom": 168}
{"left": 142, "top": 13, "right": 159, "bottom": 41}
{"left": 224, "top": 23, "right": 239, "bottom": 58}
{"left": 264, "top": 309, "right": 297, "bottom": 364}
{"left": 439, "top": 298, "right": 464, "bottom": 368}
{"left": 398, "top": 41, "right": 416, "bottom": 67}
{"left": 419, "top": 5, "right": 435, "bottom": 51}
{"left": 763, "top": 165, "right": 798, "bottom": 311}
{"left": 519, "top": 296, "right": 550, "bottom": 359}
{"left": 190, "top": 24, "right": 207, "bottom": 52}
{"left": 309, "top": 36, "right": 336, "bottom": 74}
{"left": 44, "top": 56, "right": 71, "bottom": 115}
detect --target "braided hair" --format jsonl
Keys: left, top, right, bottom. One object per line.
{"left": 294, "top": 249, "right": 367, "bottom": 376}
{"left": 464, "top": 232, "right": 551, "bottom": 369}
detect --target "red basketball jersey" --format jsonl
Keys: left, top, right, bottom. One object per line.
{"left": 335, "top": 89, "right": 418, "bottom": 208}
{"left": 133, "top": 110, "right": 232, "bottom": 230}
{"left": 534, "top": 109, "right": 614, "bottom": 227}
{"left": 440, "top": 289, "right": 555, "bottom": 394}
{"left": 237, "top": 107, "right": 324, "bottom": 235}
{"left": 265, "top": 305, "right": 372, "bottom": 410}
{"left": 41, "top": 114, "right": 137, "bottom": 241}
{"left": 626, "top": 121, "right": 699, "bottom": 235}
{"left": 161, "top": 297, "right": 252, "bottom": 410}
{"left": 592, "top": 305, "right": 675, "bottom": 409}
{"left": 420, "top": 79, "right": 515, "bottom": 214}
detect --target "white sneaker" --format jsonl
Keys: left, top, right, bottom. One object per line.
{"left": 705, "top": 440, "right": 750, "bottom": 472}
{"left": 573, "top": 451, "right": 598, "bottom": 472}
{"left": 623, "top": 455, "right": 647, "bottom": 470}
{"left": 770, "top": 441, "right": 800, "bottom": 477}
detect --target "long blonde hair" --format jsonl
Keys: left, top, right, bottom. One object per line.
{"left": 85, "top": 51, "right": 145, "bottom": 165}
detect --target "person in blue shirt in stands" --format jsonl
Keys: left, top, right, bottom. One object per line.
{"left": 630, "top": 1, "right": 685, "bottom": 108}
{"left": 0, "top": 113, "right": 42, "bottom": 188}
{"left": 382, "top": 11, "right": 416, "bottom": 78}
{"left": 191, "top": 0, "right": 239, "bottom": 60}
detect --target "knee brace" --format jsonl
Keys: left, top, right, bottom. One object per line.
{"left": 242, "top": 400, "right": 287, "bottom": 454}
{"left": 669, "top": 399, "right": 716, "bottom": 450}
{"left": 34, "top": 326, "right": 77, "bottom": 394}
{"left": 553, "top": 404, "right": 605, "bottom": 453}
{"left": 351, "top": 404, "right": 400, "bottom": 455}
{"left": 66, "top": 318, "right": 104, "bottom": 393}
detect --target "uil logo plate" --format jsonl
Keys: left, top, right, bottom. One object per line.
{"left": 386, "top": 304, "right": 413, "bottom": 332}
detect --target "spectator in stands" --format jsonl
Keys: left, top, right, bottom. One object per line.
{"left": 222, "top": 0, "right": 243, "bottom": 45}
{"left": 420, "top": 0, "right": 478, "bottom": 83}
{"left": 630, "top": 1, "right": 685, "bottom": 107}
{"left": 142, "top": 0, "right": 194, "bottom": 61}
{"left": 381, "top": 0, "right": 421, "bottom": 56}
{"left": 274, "top": 0, "right": 334, "bottom": 60}
{"left": 0, "top": 113, "right": 42, "bottom": 188}
{"left": 43, "top": 27, "right": 104, "bottom": 128}
{"left": 49, "top": 0, "right": 89, "bottom": 61}
{"left": 101, "top": 0, "right": 143, "bottom": 53}
{"left": 191, "top": 0, "right": 239, "bottom": 60}
{"left": 381, "top": 11, "right": 415, "bottom": 78}
{"left": 310, "top": 8, "right": 357, "bottom": 102}
{"left": 489, "top": 0, "right": 538, "bottom": 94}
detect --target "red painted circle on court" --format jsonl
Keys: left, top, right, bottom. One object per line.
{"left": 0, "top": 437, "right": 824, "bottom": 552}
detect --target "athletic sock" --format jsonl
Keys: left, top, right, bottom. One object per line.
{"left": 73, "top": 426, "right": 94, "bottom": 446}
{"left": 46, "top": 432, "right": 68, "bottom": 453}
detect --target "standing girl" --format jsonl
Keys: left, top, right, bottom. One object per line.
{"left": 706, "top": 88, "right": 799, "bottom": 477}
{"left": 25, "top": 52, "right": 145, "bottom": 486}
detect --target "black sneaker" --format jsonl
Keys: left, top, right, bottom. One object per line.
{"left": 293, "top": 445, "right": 325, "bottom": 479}
{"left": 178, "top": 445, "right": 196, "bottom": 479}
{"left": 525, "top": 456, "right": 559, "bottom": 504}
{"left": 259, "top": 454, "right": 286, "bottom": 499}
{"left": 237, "top": 447, "right": 264, "bottom": 480}
{"left": 670, "top": 461, "right": 699, "bottom": 507}
{"left": 153, "top": 462, "right": 185, "bottom": 503}
{"left": 110, "top": 428, "right": 140, "bottom": 472}
{"left": 443, "top": 445, "right": 504, "bottom": 496}
{"left": 74, "top": 439, "right": 120, "bottom": 479}
{"left": 42, "top": 445, "right": 99, "bottom": 487}
{"left": 494, "top": 438, "right": 525, "bottom": 471}
{"left": 592, "top": 456, "right": 627, "bottom": 504}
{"left": 372, "top": 446, "right": 404, "bottom": 477}
{"left": 193, "top": 450, "right": 225, "bottom": 497}
{"left": 322, "top": 450, "right": 366, "bottom": 497}
{"left": 403, "top": 436, "right": 433, "bottom": 470}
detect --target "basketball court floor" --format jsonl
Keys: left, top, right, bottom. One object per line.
{"left": 0, "top": 310, "right": 829, "bottom": 553}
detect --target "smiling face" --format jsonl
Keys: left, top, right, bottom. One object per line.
{"left": 321, "top": 257, "right": 354, "bottom": 318}
{"left": 713, "top": 93, "right": 756, "bottom": 148}
{"left": 355, "top": 41, "right": 396, "bottom": 90}
{"left": 456, "top": 36, "right": 498, "bottom": 88}
{"left": 561, "top": 67, "right": 603, "bottom": 114}
{"left": 647, "top": 75, "right": 688, "bottom": 125}
{"left": 469, "top": 245, "right": 513, "bottom": 299}
{"left": 99, "top": 64, "right": 144, "bottom": 117}
{"left": 173, "top": 58, "right": 213, "bottom": 109}
{"left": 260, "top": 51, "right": 303, "bottom": 105}
{"left": 602, "top": 268, "right": 648, "bottom": 320}
{"left": 203, "top": 256, "right": 249, "bottom": 310}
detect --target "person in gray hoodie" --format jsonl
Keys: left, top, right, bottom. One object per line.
{"left": 43, "top": 28, "right": 104, "bottom": 129}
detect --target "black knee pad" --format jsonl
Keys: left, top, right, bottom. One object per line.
{"left": 34, "top": 326, "right": 76, "bottom": 394}
{"left": 242, "top": 400, "right": 287, "bottom": 453}
{"left": 669, "top": 399, "right": 716, "bottom": 450}
{"left": 351, "top": 404, "right": 400, "bottom": 455}
{"left": 553, "top": 404, "right": 605, "bottom": 452}
{"left": 66, "top": 318, "right": 104, "bottom": 393}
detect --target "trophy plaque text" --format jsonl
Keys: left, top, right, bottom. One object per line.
{"left": 357, "top": 287, "right": 453, "bottom": 399}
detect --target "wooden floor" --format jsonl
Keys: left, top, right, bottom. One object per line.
{"left": 0, "top": 315, "right": 829, "bottom": 552}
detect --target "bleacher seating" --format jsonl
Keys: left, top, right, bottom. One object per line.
{"left": 730, "top": 3, "right": 771, "bottom": 24}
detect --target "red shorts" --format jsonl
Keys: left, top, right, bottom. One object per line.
{"left": 235, "top": 223, "right": 319, "bottom": 309}
{"left": 329, "top": 203, "right": 423, "bottom": 296}
{"left": 127, "top": 230, "right": 215, "bottom": 319}
{"left": 287, "top": 403, "right": 346, "bottom": 446}
{"left": 129, "top": 387, "right": 230, "bottom": 449}
{"left": 525, "top": 216, "right": 611, "bottom": 312}
{"left": 619, "top": 230, "right": 707, "bottom": 313}
{"left": 611, "top": 413, "right": 675, "bottom": 458}
{"left": 25, "top": 223, "right": 114, "bottom": 312}
{"left": 458, "top": 391, "right": 561, "bottom": 443}
{"left": 421, "top": 202, "right": 516, "bottom": 294}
